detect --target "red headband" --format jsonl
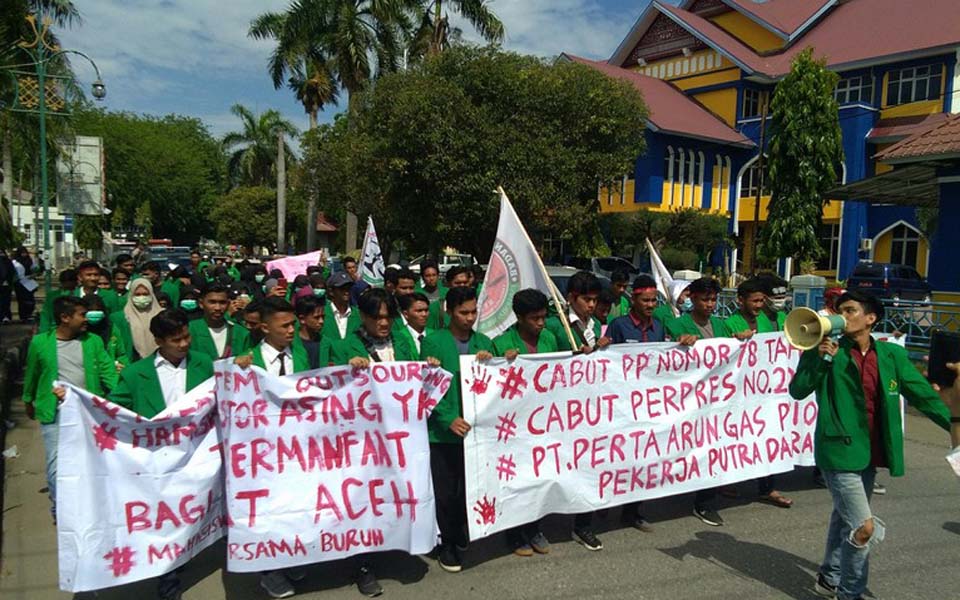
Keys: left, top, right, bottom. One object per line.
{"left": 633, "top": 286, "right": 657, "bottom": 293}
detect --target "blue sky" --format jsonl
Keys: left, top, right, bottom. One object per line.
{"left": 56, "top": 0, "right": 654, "bottom": 137}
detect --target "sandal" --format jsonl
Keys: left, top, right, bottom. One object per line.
{"left": 758, "top": 492, "right": 793, "bottom": 508}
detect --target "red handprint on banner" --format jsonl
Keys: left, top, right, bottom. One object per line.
{"left": 466, "top": 363, "right": 493, "bottom": 395}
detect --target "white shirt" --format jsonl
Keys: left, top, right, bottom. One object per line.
{"left": 407, "top": 323, "right": 426, "bottom": 354}
{"left": 370, "top": 339, "right": 395, "bottom": 362}
{"left": 260, "top": 343, "right": 293, "bottom": 376}
{"left": 569, "top": 310, "right": 597, "bottom": 349}
{"left": 154, "top": 354, "right": 188, "bottom": 407}
{"left": 333, "top": 305, "right": 352, "bottom": 338}
{"left": 209, "top": 324, "right": 229, "bottom": 358}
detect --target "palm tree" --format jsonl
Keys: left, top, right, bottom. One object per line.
{"left": 249, "top": 11, "right": 339, "bottom": 130}
{"left": 408, "top": 0, "right": 504, "bottom": 60}
{"left": 221, "top": 103, "right": 298, "bottom": 188}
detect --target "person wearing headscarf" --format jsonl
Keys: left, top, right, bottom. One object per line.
{"left": 113, "top": 277, "right": 163, "bottom": 363}
{"left": 653, "top": 279, "right": 693, "bottom": 326}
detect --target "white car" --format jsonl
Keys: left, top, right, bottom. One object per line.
{"left": 407, "top": 253, "right": 475, "bottom": 275}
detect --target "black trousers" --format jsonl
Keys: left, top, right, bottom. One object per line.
{"left": 14, "top": 283, "right": 35, "bottom": 320}
{"left": 0, "top": 283, "right": 11, "bottom": 320}
{"left": 430, "top": 442, "right": 467, "bottom": 548}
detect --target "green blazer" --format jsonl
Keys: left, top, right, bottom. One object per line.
{"left": 789, "top": 337, "right": 950, "bottom": 476}
{"left": 320, "top": 303, "right": 361, "bottom": 342}
{"left": 23, "top": 331, "right": 119, "bottom": 424}
{"left": 251, "top": 341, "right": 311, "bottom": 373}
{"left": 292, "top": 334, "right": 333, "bottom": 369}
{"left": 493, "top": 325, "right": 559, "bottom": 356}
{"left": 419, "top": 329, "right": 495, "bottom": 444}
{"left": 392, "top": 320, "right": 434, "bottom": 357}
{"left": 606, "top": 296, "right": 631, "bottom": 324}
{"left": 331, "top": 329, "right": 419, "bottom": 365}
{"left": 188, "top": 318, "right": 251, "bottom": 361}
{"left": 652, "top": 304, "right": 678, "bottom": 327}
{"left": 724, "top": 311, "right": 776, "bottom": 336}
{"left": 415, "top": 283, "right": 448, "bottom": 304}
{"left": 664, "top": 314, "right": 730, "bottom": 340}
{"left": 75, "top": 287, "right": 122, "bottom": 314}
{"left": 160, "top": 279, "right": 182, "bottom": 306}
{"left": 427, "top": 300, "right": 451, "bottom": 331}
{"left": 109, "top": 351, "right": 214, "bottom": 419}
{"left": 545, "top": 314, "right": 602, "bottom": 352}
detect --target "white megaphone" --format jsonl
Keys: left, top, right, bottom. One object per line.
{"left": 784, "top": 307, "right": 847, "bottom": 362}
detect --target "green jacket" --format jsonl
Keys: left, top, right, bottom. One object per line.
{"left": 292, "top": 334, "right": 333, "bottom": 370}
{"left": 427, "top": 300, "right": 451, "bottom": 331}
{"left": 23, "top": 330, "right": 119, "bottom": 424}
{"left": 545, "top": 314, "right": 601, "bottom": 352}
{"left": 607, "top": 296, "right": 631, "bottom": 324}
{"left": 415, "top": 283, "right": 447, "bottom": 304}
{"left": 391, "top": 319, "right": 433, "bottom": 356}
{"left": 420, "top": 328, "right": 494, "bottom": 444}
{"left": 251, "top": 341, "right": 311, "bottom": 373}
{"left": 724, "top": 311, "right": 776, "bottom": 335}
{"left": 652, "top": 304, "right": 679, "bottom": 327}
{"left": 789, "top": 337, "right": 950, "bottom": 476}
{"left": 89, "top": 321, "right": 131, "bottom": 366}
{"left": 160, "top": 279, "right": 182, "bottom": 306}
{"left": 75, "top": 287, "right": 122, "bottom": 314}
{"left": 493, "top": 325, "right": 559, "bottom": 356}
{"left": 664, "top": 313, "right": 730, "bottom": 340}
{"left": 331, "top": 329, "right": 418, "bottom": 365}
{"left": 109, "top": 311, "right": 138, "bottom": 363}
{"left": 188, "top": 317, "right": 251, "bottom": 361}
{"left": 110, "top": 351, "right": 214, "bottom": 419}
{"left": 320, "top": 302, "right": 361, "bottom": 342}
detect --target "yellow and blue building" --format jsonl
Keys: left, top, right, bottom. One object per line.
{"left": 564, "top": 0, "right": 960, "bottom": 293}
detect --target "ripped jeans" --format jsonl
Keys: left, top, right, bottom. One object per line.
{"left": 820, "top": 468, "right": 886, "bottom": 600}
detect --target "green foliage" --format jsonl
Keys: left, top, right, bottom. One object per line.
{"left": 70, "top": 108, "right": 227, "bottom": 244}
{"left": 74, "top": 214, "right": 102, "bottom": 250}
{"left": 759, "top": 48, "right": 844, "bottom": 264}
{"left": 601, "top": 208, "right": 731, "bottom": 269}
{"left": 210, "top": 187, "right": 277, "bottom": 250}
{"left": 222, "top": 104, "right": 298, "bottom": 187}
{"left": 301, "top": 46, "right": 648, "bottom": 257}
{"left": 916, "top": 204, "right": 938, "bottom": 240}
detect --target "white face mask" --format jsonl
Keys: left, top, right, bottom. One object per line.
{"left": 132, "top": 295, "right": 153, "bottom": 310}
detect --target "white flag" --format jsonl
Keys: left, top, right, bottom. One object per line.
{"left": 476, "top": 189, "right": 556, "bottom": 338}
{"left": 646, "top": 237, "right": 677, "bottom": 317}
{"left": 360, "top": 216, "right": 385, "bottom": 286}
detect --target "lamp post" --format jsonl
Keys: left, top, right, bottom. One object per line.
{"left": 3, "top": 13, "right": 105, "bottom": 294}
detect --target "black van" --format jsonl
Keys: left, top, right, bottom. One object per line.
{"left": 846, "top": 262, "right": 932, "bottom": 302}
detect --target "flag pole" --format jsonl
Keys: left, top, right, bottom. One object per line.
{"left": 496, "top": 186, "right": 579, "bottom": 351}
{"left": 646, "top": 237, "right": 678, "bottom": 318}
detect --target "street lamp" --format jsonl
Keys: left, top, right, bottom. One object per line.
{"left": 1, "top": 13, "right": 106, "bottom": 294}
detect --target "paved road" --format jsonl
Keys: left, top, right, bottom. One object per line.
{"left": 2, "top": 391, "right": 958, "bottom": 600}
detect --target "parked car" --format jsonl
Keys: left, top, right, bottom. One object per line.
{"left": 408, "top": 253, "right": 475, "bottom": 275}
{"left": 566, "top": 256, "right": 639, "bottom": 279}
{"left": 846, "top": 262, "right": 932, "bottom": 302}
{"left": 546, "top": 265, "right": 611, "bottom": 297}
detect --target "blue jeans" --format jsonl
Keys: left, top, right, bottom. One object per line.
{"left": 40, "top": 413, "right": 59, "bottom": 518}
{"left": 820, "top": 468, "right": 886, "bottom": 600}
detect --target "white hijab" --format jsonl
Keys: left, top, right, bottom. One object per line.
{"left": 123, "top": 278, "right": 162, "bottom": 358}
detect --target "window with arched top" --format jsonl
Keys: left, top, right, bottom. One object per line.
{"left": 740, "top": 158, "right": 770, "bottom": 198}
{"left": 890, "top": 224, "right": 920, "bottom": 266}
{"left": 676, "top": 148, "right": 686, "bottom": 207}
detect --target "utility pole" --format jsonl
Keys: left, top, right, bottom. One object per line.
{"left": 749, "top": 94, "right": 768, "bottom": 275}
{"left": 276, "top": 130, "right": 286, "bottom": 254}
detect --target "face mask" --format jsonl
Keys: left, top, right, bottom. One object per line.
{"left": 680, "top": 298, "right": 694, "bottom": 313}
{"left": 132, "top": 295, "right": 153, "bottom": 310}
{"left": 180, "top": 299, "right": 199, "bottom": 311}
{"left": 313, "top": 288, "right": 326, "bottom": 297}
{"left": 85, "top": 310, "right": 105, "bottom": 325}
{"left": 255, "top": 274, "right": 266, "bottom": 283}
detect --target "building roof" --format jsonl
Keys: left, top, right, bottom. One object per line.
{"left": 612, "top": 0, "right": 960, "bottom": 77}
{"left": 562, "top": 54, "right": 754, "bottom": 148}
{"left": 719, "top": 0, "right": 835, "bottom": 40}
{"left": 867, "top": 113, "right": 950, "bottom": 144}
{"left": 875, "top": 114, "right": 960, "bottom": 164}
{"left": 829, "top": 164, "right": 938, "bottom": 205}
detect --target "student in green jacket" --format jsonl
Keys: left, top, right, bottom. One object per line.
{"left": 320, "top": 272, "right": 361, "bottom": 342}
{"left": 653, "top": 279, "right": 692, "bottom": 327}
{"left": 420, "top": 286, "right": 495, "bottom": 574}
{"left": 545, "top": 270, "right": 612, "bottom": 356}
{"left": 38, "top": 268, "right": 78, "bottom": 332}
{"left": 188, "top": 282, "right": 250, "bottom": 361}
{"left": 426, "top": 265, "right": 472, "bottom": 330}
{"left": 722, "top": 278, "right": 794, "bottom": 509}
{"left": 334, "top": 288, "right": 418, "bottom": 366}
{"left": 23, "top": 296, "right": 118, "bottom": 520}
{"left": 605, "top": 270, "right": 632, "bottom": 324}
{"left": 111, "top": 308, "right": 216, "bottom": 600}
{"left": 789, "top": 290, "right": 955, "bottom": 600}
{"left": 293, "top": 294, "right": 332, "bottom": 369}
{"left": 416, "top": 259, "right": 446, "bottom": 305}
{"left": 76, "top": 259, "right": 122, "bottom": 314}
{"left": 394, "top": 292, "right": 433, "bottom": 356}
{"left": 664, "top": 277, "right": 730, "bottom": 342}
{"left": 493, "top": 289, "right": 557, "bottom": 557}
{"left": 758, "top": 273, "right": 789, "bottom": 330}
{"left": 82, "top": 294, "right": 128, "bottom": 370}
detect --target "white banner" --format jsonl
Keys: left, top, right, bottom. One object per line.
{"left": 462, "top": 333, "right": 817, "bottom": 540}
{"left": 476, "top": 189, "right": 556, "bottom": 338}
{"left": 57, "top": 382, "right": 225, "bottom": 592}
{"left": 215, "top": 362, "right": 451, "bottom": 572}
{"left": 360, "top": 216, "right": 385, "bottom": 286}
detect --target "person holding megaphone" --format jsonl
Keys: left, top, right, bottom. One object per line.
{"left": 787, "top": 290, "right": 957, "bottom": 600}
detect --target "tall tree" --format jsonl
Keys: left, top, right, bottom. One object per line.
{"left": 408, "top": 0, "right": 503, "bottom": 60}
{"left": 221, "top": 103, "right": 297, "bottom": 188}
{"left": 758, "top": 48, "right": 844, "bottom": 267}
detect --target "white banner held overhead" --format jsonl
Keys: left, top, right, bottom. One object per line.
{"left": 462, "top": 333, "right": 817, "bottom": 540}
{"left": 476, "top": 189, "right": 557, "bottom": 338}
{"left": 215, "top": 362, "right": 451, "bottom": 572}
{"left": 57, "top": 383, "right": 225, "bottom": 592}
{"left": 360, "top": 216, "right": 386, "bottom": 286}
{"left": 646, "top": 237, "right": 676, "bottom": 315}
